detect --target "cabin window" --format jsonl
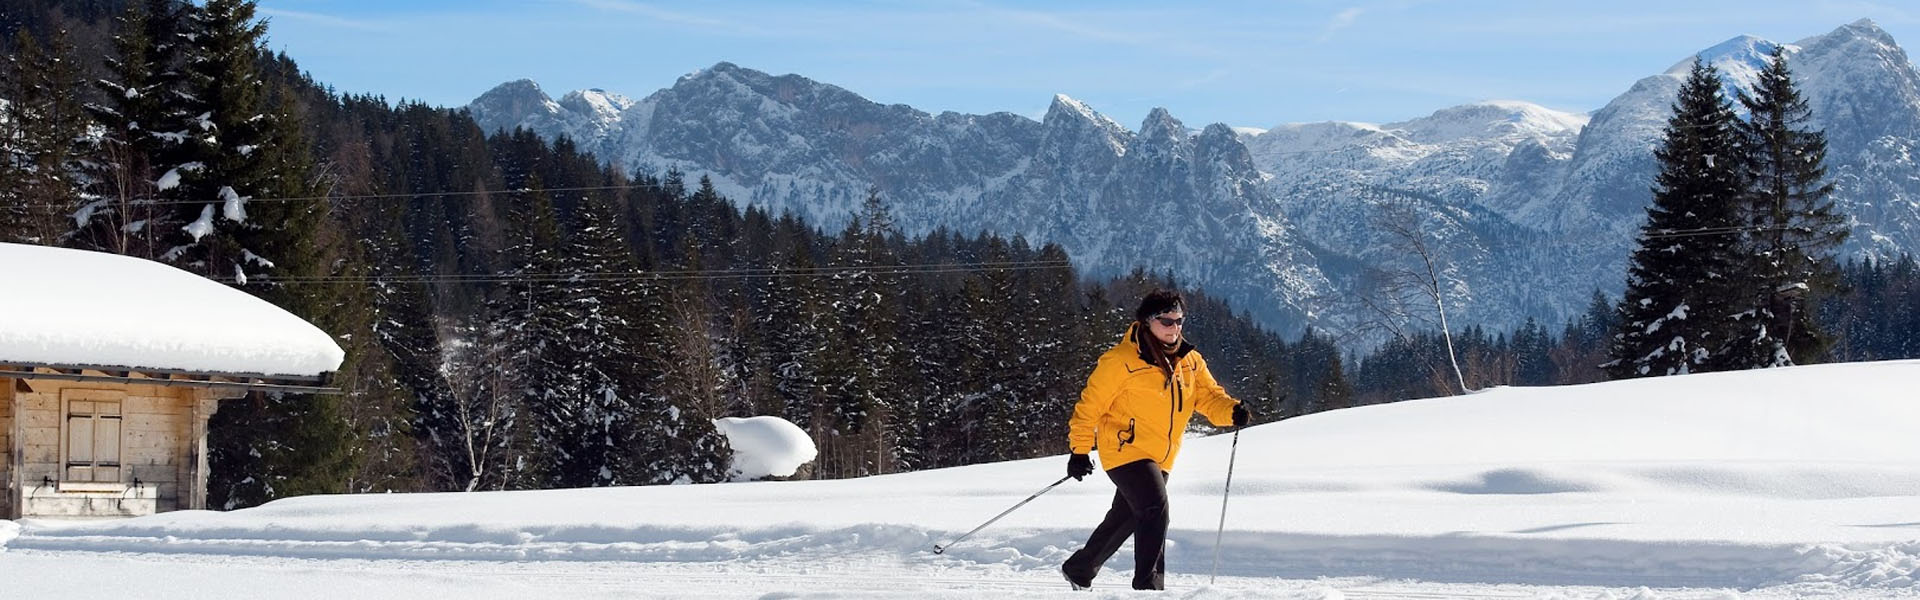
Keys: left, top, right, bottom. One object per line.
{"left": 65, "top": 397, "right": 123, "bottom": 483}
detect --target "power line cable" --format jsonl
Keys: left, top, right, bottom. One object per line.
{"left": 27, "top": 183, "right": 656, "bottom": 211}
{"left": 205, "top": 259, "right": 1076, "bottom": 286}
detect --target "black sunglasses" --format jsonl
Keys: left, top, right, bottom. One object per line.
{"left": 1152, "top": 315, "right": 1185, "bottom": 328}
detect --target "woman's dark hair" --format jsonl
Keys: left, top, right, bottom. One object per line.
{"left": 1132, "top": 289, "right": 1185, "bottom": 371}
{"left": 1133, "top": 288, "right": 1185, "bottom": 324}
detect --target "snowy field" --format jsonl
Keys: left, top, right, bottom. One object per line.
{"left": 4, "top": 360, "right": 1919, "bottom": 599}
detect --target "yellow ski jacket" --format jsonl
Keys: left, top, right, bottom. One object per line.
{"left": 1068, "top": 323, "right": 1239, "bottom": 472}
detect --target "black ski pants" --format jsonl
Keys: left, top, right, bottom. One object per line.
{"left": 1062, "top": 458, "right": 1170, "bottom": 590}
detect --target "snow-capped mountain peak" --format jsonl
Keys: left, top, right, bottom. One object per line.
{"left": 469, "top": 78, "right": 626, "bottom": 142}
{"left": 1050, "top": 94, "right": 1107, "bottom": 124}
{"left": 1831, "top": 18, "right": 1900, "bottom": 50}
{"left": 558, "top": 88, "right": 634, "bottom": 122}
{"left": 1137, "top": 107, "right": 1186, "bottom": 144}
{"left": 1042, "top": 94, "right": 1130, "bottom": 157}
{"left": 1667, "top": 34, "right": 1782, "bottom": 89}
{"left": 1386, "top": 100, "right": 1589, "bottom": 144}
{"left": 476, "top": 78, "right": 546, "bottom": 102}
{"left": 465, "top": 20, "right": 1920, "bottom": 342}
{"left": 676, "top": 61, "right": 741, "bottom": 86}
{"left": 467, "top": 79, "right": 559, "bottom": 130}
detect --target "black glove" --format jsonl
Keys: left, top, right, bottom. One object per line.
{"left": 1232, "top": 403, "right": 1252, "bottom": 427}
{"left": 1067, "top": 453, "right": 1094, "bottom": 481}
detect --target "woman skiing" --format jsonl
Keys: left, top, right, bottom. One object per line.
{"left": 1061, "top": 288, "right": 1250, "bottom": 591}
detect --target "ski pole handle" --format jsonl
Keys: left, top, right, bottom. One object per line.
{"left": 932, "top": 475, "right": 1072, "bottom": 554}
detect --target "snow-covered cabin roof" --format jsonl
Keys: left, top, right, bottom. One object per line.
{"left": 0, "top": 243, "right": 344, "bottom": 378}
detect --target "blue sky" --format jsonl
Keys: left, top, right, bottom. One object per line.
{"left": 255, "top": 0, "right": 1920, "bottom": 129}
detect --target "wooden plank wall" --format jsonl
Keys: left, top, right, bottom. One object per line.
{"left": 2, "top": 377, "right": 14, "bottom": 518}
{"left": 17, "top": 381, "right": 60, "bottom": 502}
{"left": 11, "top": 379, "right": 197, "bottom": 514}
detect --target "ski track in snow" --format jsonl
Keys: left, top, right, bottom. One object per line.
{"left": 3, "top": 522, "right": 1916, "bottom": 599}
{"left": 2, "top": 546, "right": 1909, "bottom": 599}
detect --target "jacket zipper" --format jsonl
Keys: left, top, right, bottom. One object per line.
{"left": 1165, "top": 361, "right": 1181, "bottom": 463}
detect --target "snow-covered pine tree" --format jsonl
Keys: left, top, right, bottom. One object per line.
{"left": 989, "top": 235, "right": 1049, "bottom": 458}
{"left": 301, "top": 242, "right": 419, "bottom": 496}
{"left": 161, "top": 0, "right": 321, "bottom": 285}
{"left": 490, "top": 178, "right": 575, "bottom": 489}
{"left": 819, "top": 187, "right": 904, "bottom": 475}
{"left": 637, "top": 182, "right": 737, "bottom": 484}
{"left": 887, "top": 250, "right": 938, "bottom": 472}
{"left": 553, "top": 191, "right": 650, "bottom": 487}
{"left": 0, "top": 28, "right": 92, "bottom": 246}
{"left": 1723, "top": 46, "right": 1848, "bottom": 369}
{"left": 332, "top": 198, "right": 433, "bottom": 496}
{"left": 1292, "top": 328, "right": 1346, "bottom": 414}
{"left": 79, "top": 0, "right": 190, "bottom": 256}
{"left": 950, "top": 235, "right": 1018, "bottom": 465}
{"left": 639, "top": 251, "right": 734, "bottom": 485}
{"left": 302, "top": 146, "right": 430, "bottom": 496}
{"left": 180, "top": 0, "right": 356, "bottom": 510}
{"left": 1550, "top": 291, "right": 1617, "bottom": 384}
{"left": 1607, "top": 58, "right": 1747, "bottom": 379}
{"left": 1512, "top": 317, "right": 1556, "bottom": 386}
{"left": 657, "top": 193, "right": 730, "bottom": 427}
{"left": 1823, "top": 256, "right": 1920, "bottom": 361}
{"left": 1013, "top": 242, "right": 1085, "bottom": 455}
{"left": 806, "top": 221, "right": 867, "bottom": 477}
{"left": 765, "top": 222, "right": 827, "bottom": 466}
{"left": 915, "top": 273, "right": 980, "bottom": 470}
{"left": 1314, "top": 357, "right": 1355, "bottom": 412}
{"left": 732, "top": 207, "right": 785, "bottom": 421}
{"left": 647, "top": 169, "right": 687, "bottom": 259}
{"left": 686, "top": 175, "right": 740, "bottom": 270}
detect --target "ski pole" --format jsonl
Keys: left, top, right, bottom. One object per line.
{"left": 1210, "top": 427, "right": 1242, "bottom": 584}
{"left": 932, "top": 475, "right": 1072, "bottom": 554}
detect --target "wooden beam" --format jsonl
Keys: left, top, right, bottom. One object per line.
{"left": 10, "top": 361, "right": 327, "bottom": 386}
{"left": 0, "top": 368, "right": 341, "bottom": 395}
{"left": 185, "top": 389, "right": 220, "bottom": 511}
{"left": 8, "top": 377, "right": 22, "bottom": 520}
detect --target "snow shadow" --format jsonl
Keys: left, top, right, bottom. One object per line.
{"left": 22, "top": 519, "right": 1916, "bottom": 591}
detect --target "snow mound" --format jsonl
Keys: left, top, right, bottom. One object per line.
{"left": 1210, "top": 359, "right": 1920, "bottom": 470}
{"left": 713, "top": 416, "right": 817, "bottom": 481}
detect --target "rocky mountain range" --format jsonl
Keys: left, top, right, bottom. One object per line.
{"left": 466, "top": 19, "right": 1920, "bottom": 343}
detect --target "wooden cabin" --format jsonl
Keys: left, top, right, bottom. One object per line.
{"left": 0, "top": 366, "right": 333, "bottom": 518}
{"left": 0, "top": 243, "right": 344, "bottom": 519}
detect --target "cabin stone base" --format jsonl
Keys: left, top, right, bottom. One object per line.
{"left": 20, "top": 483, "right": 158, "bottom": 518}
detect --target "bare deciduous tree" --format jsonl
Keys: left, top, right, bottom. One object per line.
{"left": 438, "top": 323, "right": 522, "bottom": 492}
{"left": 1355, "top": 189, "right": 1470, "bottom": 395}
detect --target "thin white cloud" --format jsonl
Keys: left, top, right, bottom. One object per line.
{"left": 258, "top": 8, "right": 393, "bottom": 32}
{"left": 979, "top": 5, "right": 1141, "bottom": 45}
{"left": 1320, "top": 7, "right": 1365, "bottom": 42}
